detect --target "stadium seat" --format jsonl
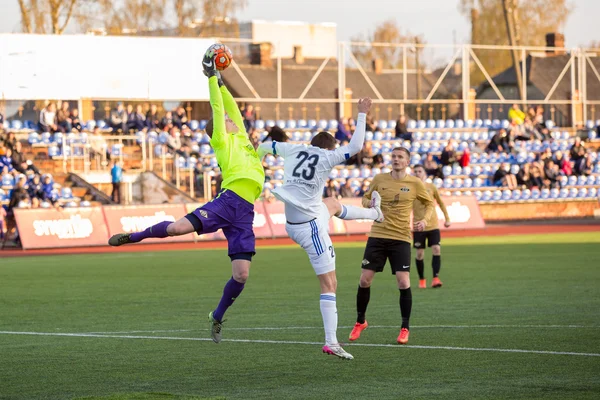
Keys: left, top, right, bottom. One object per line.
{"left": 371, "top": 168, "right": 382, "bottom": 177}
{"left": 522, "top": 189, "right": 531, "bottom": 200}
{"left": 154, "top": 145, "right": 164, "bottom": 157}
{"left": 413, "top": 131, "right": 424, "bottom": 141}
{"left": 384, "top": 131, "right": 393, "bottom": 140}
{"left": 189, "top": 120, "right": 200, "bottom": 130}
{"left": 61, "top": 187, "right": 73, "bottom": 200}
{"left": 558, "top": 188, "right": 569, "bottom": 199}
{"left": 473, "top": 190, "right": 482, "bottom": 200}
{"left": 511, "top": 189, "right": 521, "bottom": 201}
{"left": 452, "top": 165, "right": 462, "bottom": 176}
{"left": 569, "top": 188, "right": 579, "bottom": 198}
{"left": 276, "top": 120, "right": 286, "bottom": 129}
{"left": 510, "top": 165, "right": 520, "bottom": 175}
{"left": 530, "top": 189, "right": 540, "bottom": 200}
{"left": 286, "top": 120, "right": 297, "bottom": 129}
{"left": 586, "top": 120, "right": 595, "bottom": 129}
{"left": 567, "top": 175, "right": 577, "bottom": 186}
{"left": 388, "top": 120, "right": 397, "bottom": 129}
{"left": 40, "top": 132, "right": 52, "bottom": 145}
{"left": 302, "top": 132, "right": 312, "bottom": 141}
{"left": 86, "top": 120, "right": 96, "bottom": 130}
{"left": 254, "top": 120, "right": 265, "bottom": 130}
{"left": 443, "top": 178, "right": 453, "bottom": 189}
{"left": 373, "top": 131, "right": 383, "bottom": 141}
{"left": 453, "top": 178, "right": 463, "bottom": 188}
{"left": 482, "top": 190, "right": 492, "bottom": 201}
{"left": 97, "top": 120, "right": 107, "bottom": 129}
{"left": 328, "top": 119, "right": 338, "bottom": 130}
{"left": 274, "top": 170, "right": 284, "bottom": 180}
{"left": 28, "top": 132, "right": 40, "bottom": 145}
{"left": 416, "top": 120, "right": 425, "bottom": 129}
{"left": 350, "top": 169, "right": 361, "bottom": 179}
{"left": 436, "top": 120, "right": 445, "bottom": 129}
{"left": 474, "top": 119, "right": 483, "bottom": 128}
{"left": 48, "top": 146, "right": 60, "bottom": 158}
{"left": 318, "top": 120, "right": 328, "bottom": 130}
{"left": 577, "top": 175, "right": 587, "bottom": 186}
{"left": 549, "top": 188, "right": 559, "bottom": 199}
{"left": 501, "top": 119, "right": 510, "bottom": 129}
{"left": 590, "top": 131, "right": 598, "bottom": 140}
{"left": 492, "top": 190, "right": 502, "bottom": 201}
{"left": 10, "top": 120, "right": 23, "bottom": 130}
{"left": 578, "top": 188, "right": 588, "bottom": 198}
{"left": 589, "top": 188, "right": 598, "bottom": 198}
{"left": 296, "top": 119, "right": 307, "bottom": 128}
{"left": 492, "top": 119, "right": 501, "bottom": 129}
{"left": 408, "top": 120, "right": 417, "bottom": 130}
{"left": 292, "top": 131, "right": 302, "bottom": 141}
{"left": 158, "top": 131, "right": 169, "bottom": 144}
{"left": 445, "top": 119, "right": 455, "bottom": 129}
{"left": 210, "top": 157, "right": 219, "bottom": 168}
{"left": 463, "top": 178, "right": 473, "bottom": 188}
{"left": 147, "top": 131, "right": 158, "bottom": 143}
{"left": 266, "top": 120, "right": 275, "bottom": 128}
{"left": 545, "top": 120, "right": 555, "bottom": 129}
{"left": 378, "top": 120, "right": 388, "bottom": 130}
{"left": 426, "top": 120, "right": 435, "bottom": 129}
{"left": 501, "top": 189, "right": 511, "bottom": 201}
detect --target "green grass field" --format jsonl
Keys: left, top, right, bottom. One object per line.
{"left": 1, "top": 232, "right": 600, "bottom": 400}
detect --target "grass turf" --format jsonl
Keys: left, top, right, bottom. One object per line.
{"left": 1, "top": 232, "right": 599, "bottom": 399}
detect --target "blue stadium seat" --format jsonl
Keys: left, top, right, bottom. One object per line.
{"left": 567, "top": 175, "right": 577, "bottom": 186}
{"left": 474, "top": 119, "right": 483, "bottom": 128}
{"left": 589, "top": 188, "right": 598, "bottom": 198}
{"left": 586, "top": 120, "right": 595, "bottom": 129}
{"left": 492, "top": 119, "right": 501, "bottom": 129}
{"left": 318, "top": 120, "right": 328, "bottom": 130}
{"left": 550, "top": 188, "right": 560, "bottom": 199}
{"left": 501, "top": 119, "right": 510, "bottom": 129}
{"left": 200, "top": 144, "right": 212, "bottom": 155}
{"left": 111, "top": 144, "right": 123, "bottom": 157}
{"left": 445, "top": 119, "right": 455, "bottom": 129}
{"left": 511, "top": 189, "right": 522, "bottom": 201}
{"left": 306, "top": 119, "right": 316, "bottom": 129}
{"left": 382, "top": 143, "right": 393, "bottom": 153}
{"left": 510, "top": 165, "right": 520, "bottom": 175}
{"left": 443, "top": 178, "right": 453, "bottom": 188}
{"left": 360, "top": 168, "right": 371, "bottom": 179}
{"left": 577, "top": 175, "right": 587, "bottom": 186}
{"left": 413, "top": 131, "right": 424, "bottom": 141}
{"left": 276, "top": 120, "right": 286, "bottom": 129}
{"left": 189, "top": 120, "right": 200, "bottom": 130}
{"left": 274, "top": 170, "right": 284, "bottom": 180}
{"left": 442, "top": 166, "right": 452, "bottom": 177}
{"left": 303, "top": 132, "right": 312, "bottom": 141}
{"left": 210, "top": 157, "right": 219, "bottom": 168}
{"left": 61, "top": 187, "right": 73, "bottom": 200}
{"left": 482, "top": 190, "right": 492, "bottom": 201}
{"left": 147, "top": 131, "right": 158, "bottom": 143}
{"left": 432, "top": 131, "right": 442, "bottom": 141}
{"left": 558, "top": 188, "right": 569, "bottom": 199}
{"left": 86, "top": 120, "right": 96, "bottom": 130}
{"left": 452, "top": 165, "right": 462, "bottom": 176}
{"left": 266, "top": 120, "right": 275, "bottom": 128}
{"left": 350, "top": 168, "right": 360, "bottom": 179}
{"left": 10, "top": 120, "right": 23, "bottom": 130}
{"left": 453, "top": 178, "right": 463, "bottom": 188}
{"left": 384, "top": 131, "right": 393, "bottom": 140}
{"left": 451, "top": 131, "right": 461, "bottom": 141}
{"left": 158, "top": 131, "right": 169, "bottom": 144}
{"left": 483, "top": 119, "right": 492, "bottom": 127}
{"left": 595, "top": 164, "right": 600, "bottom": 174}
{"left": 501, "top": 189, "right": 512, "bottom": 201}
{"left": 531, "top": 189, "right": 541, "bottom": 200}
{"left": 473, "top": 190, "right": 482, "bottom": 200}
{"left": 97, "top": 120, "right": 107, "bottom": 129}
{"left": 388, "top": 120, "right": 397, "bottom": 129}
{"left": 590, "top": 131, "right": 598, "bottom": 140}
{"left": 378, "top": 120, "right": 388, "bottom": 130}
{"left": 254, "top": 120, "right": 264, "bottom": 130}
{"left": 521, "top": 189, "right": 531, "bottom": 200}
{"left": 408, "top": 120, "right": 417, "bottom": 130}
{"left": 297, "top": 119, "right": 307, "bottom": 128}
{"left": 577, "top": 188, "right": 588, "bottom": 198}
{"left": 463, "top": 178, "right": 473, "bottom": 188}
{"left": 328, "top": 120, "right": 338, "bottom": 130}
{"left": 371, "top": 168, "right": 382, "bottom": 177}
{"left": 426, "top": 120, "right": 435, "bottom": 129}
{"left": 40, "top": 132, "right": 52, "bottom": 145}
{"left": 28, "top": 132, "right": 40, "bottom": 145}
{"left": 374, "top": 131, "right": 384, "bottom": 141}
{"left": 328, "top": 169, "right": 339, "bottom": 179}
{"left": 292, "top": 131, "right": 302, "bottom": 141}
{"left": 1, "top": 174, "right": 15, "bottom": 188}
{"left": 545, "top": 120, "right": 555, "bottom": 129}
{"left": 154, "top": 145, "right": 164, "bottom": 157}
{"left": 286, "top": 120, "right": 297, "bottom": 129}
{"left": 568, "top": 188, "right": 578, "bottom": 198}
{"left": 492, "top": 190, "right": 502, "bottom": 201}
{"left": 436, "top": 120, "right": 445, "bottom": 129}
{"left": 588, "top": 175, "right": 596, "bottom": 185}
{"left": 176, "top": 156, "right": 187, "bottom": 169}
{"left": 416, "top": 120, "right": 426, "bottom": 129}
{"left": 48, "top": 146, "right": 61, "bottom": 158}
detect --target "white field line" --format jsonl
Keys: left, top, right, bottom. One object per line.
{"left": 0, "top": 330, "right": 599, "bottom": 358}
{"left": 81, "top": 324, "right": 598, "bottom": 334}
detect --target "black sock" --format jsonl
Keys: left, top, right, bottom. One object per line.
{"left": 416, "top": 258, "right": 425, "bottom": 279}
{"left": 356, "top": 285, "right": 370, "bottom": 324}
{"left": 399, "top": 288, "right": 412, "bottom": 329}
{"left": 432, "top": 255, "right": 441, "bottom": 277}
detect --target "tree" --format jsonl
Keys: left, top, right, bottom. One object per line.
{"left": 18, "top": 0, "right": 78, "bottom": 34}
{"left": 350, "top": 19, "right": 425, "bottom": 70}
{"left": 76, "top": 0, "right": 167, "bottom": 35}
{"left": 175, "top": 0, "right": 247, "bottom": 37}
{"left": 459, "top": 0, "right": 573, "bottom": 86}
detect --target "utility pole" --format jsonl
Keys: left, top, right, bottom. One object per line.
{"left": 502, "top": 0, "right": 523, "bottom": 100}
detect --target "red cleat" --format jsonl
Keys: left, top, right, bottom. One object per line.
{"left": 397, "top": 328, "right": 410, "bottom": 344}
{"left": 432, "top": 277, "right": 443, "bottom": 288}
{"left": 419, "top": 279, "right": 427, "bottom": 289}
{"left": 349, "top": 321, "right": 368, "bottom": 342}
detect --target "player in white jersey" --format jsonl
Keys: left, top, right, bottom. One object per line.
{"left": 257, "top": 97, "right": 382, "bottom": 360}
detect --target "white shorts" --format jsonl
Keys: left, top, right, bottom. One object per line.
{"left": 286, "top": 203, "right": 335, "bottom": 276}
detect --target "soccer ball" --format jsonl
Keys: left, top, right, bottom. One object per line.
{"left": 209, "top": 44, "right": 233, "bottom": 71}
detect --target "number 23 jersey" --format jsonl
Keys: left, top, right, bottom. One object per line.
{"left": 269, "top": 141, "right": 351, "bottom": 218}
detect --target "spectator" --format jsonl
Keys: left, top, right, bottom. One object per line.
{"left": 487, "top": 129, "right": 511, "bottom": 152}
{"left": 522, "top": 118, "right": 543, "bottom": 141}
{"left": 0, "top": 148, "right": 14, "bottom": 172}
{"left": 365, "top": 115, "right": 376, "bottom": 132}
{"left": 70, "top": 109, "right": 83, "bottom": 132}
{"left": 27, "top": 174, "right": 44, "bottom": 200}
{"left": 560, "top": 152, "right": 573, "bottom": 176}
{"left": 530, "top": 163, "right": 545, "bottom": 189}
{"left": 340, "top": 180, "right": 356, "bottom": 198}
{"left": 534, "top": 106, "right": 550, "bottom": 137}
{"left": 4, "top": 132, "right": 17, "bottom": 152}
{"left": 8, "top": 178, "right": 29, "bottom": 210}
{"left": 128, "top": 105, "right": 147, "bottom": 132}
{"left": 544, "top": 160, "right": 560, "bottom": 188}
{"left": 10, "top": 141, "right": 26, "bottom": 174}
{"left": 517, "top": 163, "right": 532, "bottom": 188}
{"left": 160, "top": 111, "right": 174, "bottom": 131}
{"left": 39, "top": 102, "right": 60, "bottom": 133}
{"left": 539, "top": 147, "right": 553, "bottom": 164}
{"left": 335, "top": 118, "right": 352, "bottom": 142}
{"left": 173, "top": 106, "right": 188, "bottom": 130}
{"left": 110, "top": 103, "right": 128, "bottom": 134}
{"left": 30, "top": 196, "right": 40, "bottom": 209}
{"left": 570, "top": 137, "right": 586, "bottom": 162}
{"left": 371, "top": 153, "right": 385, "bottom": 169}
{"left": 424, "top": 153, "right": 442, "bottom": 178}
{"left": 493, "top": 162, "right": 517, "bottom": 189}
{"left": 0, "top": 111, "right": 3, "bottom": 127}
{"left": 111, "top": 161, "right": 123, "bottom": 203}
{"left": 440, "top": 143, "right": 457, "bottom": 166}
{"left": 394, "top": 115, "right": 411, "bottom": 141}
{"left": 57, "top": 102, "right": 72, "bottom": 132}
{"left": 324, "top": 180, "right": 340, "bottom": 199}
{"left": 126, "top": 104, "right": 135, "bottom": 125}
{"left": 574, "top": 153, "right": 593, "bottom": 176}
{"left": 508, "top": 103, "right": 525, "bottom": 125}
{"left": 358, "top": 181, "right": 370, "bottom": 197}
{"left": 242, "top": 104, "right": 256, "bottom": 132}
{"left": 41, "top": 175, "right": 56, "bottom": 203}
{"left": 358, "top": 142, "right": 374, "bottom": 167}
{"left": 459, "top": 147, "right": 470, "bottom": 168}
{"left": 146, "top": 104, "right": 160, "bottom": 130}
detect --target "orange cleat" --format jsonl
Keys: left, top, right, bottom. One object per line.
{"left": 432, "top": 277, "right": 443, "bottom": 288}
{"left": 397, "top": 328, "right": 410, "bottom": 344}
{"left": 349, "top": 321, "right": 368, "bottom": 342}
{"left": 419, "top": 279, "right": 427, "bottom": 289}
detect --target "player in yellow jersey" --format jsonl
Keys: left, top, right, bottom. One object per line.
{"left": 412, "top": 164, "right": 451, "bottom": 289}
{"left": 108, "top": 46, "right": 265, "bottom": 343}
{"left": 349, "top": 147, "right": 434, "bottom": 345}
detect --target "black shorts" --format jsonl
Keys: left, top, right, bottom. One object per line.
{"left": 361, "top": 237, "right": 411, "bottom": 274}
{"left": 413, "top": 229, "right": 441, "bottom": 249}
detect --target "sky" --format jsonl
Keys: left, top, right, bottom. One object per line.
{"left": 0, "top": 0, "right": 598, "bottom": 47}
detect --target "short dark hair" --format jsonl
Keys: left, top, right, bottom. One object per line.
{"left": 205, "top": 118, "right": 214, "bottom": 138}
{"left": 392, "top": 146, "right": 410, "bottom": 158}
{"left": 413, "top": 163, "right": 425, "bottom": 171}
{"left": 310, "top": 131, "right": 336, "bottom": 150}
{"left": 265, "top": 126, "right": 288, "bottom": 143}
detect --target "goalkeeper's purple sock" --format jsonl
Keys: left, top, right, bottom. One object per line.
{"left": 129, "top": 221, "right": 171, "bottom": 243}
{"left": 213, "top": 277, "right": 246, "bottom": 322}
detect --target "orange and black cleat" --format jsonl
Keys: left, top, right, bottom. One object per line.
{"left": 397, "top": 328, "right": 410, "bottom": 344}
{"left": 349, "top": 321, "right": 368, "bottom": 342}
{"left": 432, "top": 277, "right": 443, "bottom": 288}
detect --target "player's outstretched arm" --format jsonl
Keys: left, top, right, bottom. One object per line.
{"left": 346, "top": 97, "right": 372, "bottom": 156}
{"left": 361, "top": 175, "right": 378, "bottom": 208}
{"left": 220, "top": 84, "right": 247, "bottom": 135}
{"left": 433, "top": 186, "right": 451, "bottom": 227}
{"left": 208, "top": 76, "right": 227, "bottom": 147}
{"left": 256, "top": 141, "right": 292, "bottom": 160}
{"left": 414, "top": 180, "right": 434, "bottom": 231}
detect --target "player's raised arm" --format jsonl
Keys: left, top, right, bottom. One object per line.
{"left": 433, "top": 185, "right": 451, "bottom": 227}
{"left": 256, "top": 140, "right": 292, "bottom": 160}
{"left": 413, "top": 180, "right": 434, "bottom": 231}
{"left": 332, "top": 98, "right": 372, "bottom": 164}
{"left": 220, "top": 84, "right": 247, "bottom": 135}
{"left": 207, "top": 76, "right": 227, "bottom": 147}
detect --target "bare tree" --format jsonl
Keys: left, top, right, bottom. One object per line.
{"left": 175, "top": 0, "right": 247, "bottom": 37}
{"left": 459, "top": 0, "right": 573, "bottom": 85}
{"left": 76, "top": 0, "right": 167, "bottom": 35}
{"left": 18, "top": 0, "right": 78, "bottom": 34}
{"left": 351, "top": 19, "right": 425, "bottom": 70}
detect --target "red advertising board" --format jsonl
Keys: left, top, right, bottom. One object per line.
{"left": 14, "top": 207, "right": 110, "bottom": 249}
{"left": 104, "top": 204, "right": 194, "bottom": 243}
{"left": 253, "top": 201, "right": 274, "bottom": 239}
{"left": 438, "top": 196, "right": 486, "bottom": 230}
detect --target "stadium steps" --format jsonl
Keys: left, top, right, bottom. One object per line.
{"left": 64, "top": 173, "right": 116, "bottom": 205}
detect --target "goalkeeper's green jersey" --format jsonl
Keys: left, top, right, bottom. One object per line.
{"left": 208, "top": 76, "right": 265, "bottom": 204}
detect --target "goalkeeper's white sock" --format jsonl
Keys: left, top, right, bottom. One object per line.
{"left": 320, "top": 293, "right": 338, "bottom": 345}
{"left": 337, "top": 204, "right": 378, "bottom": 221}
